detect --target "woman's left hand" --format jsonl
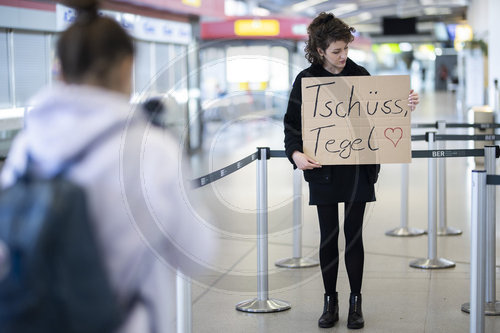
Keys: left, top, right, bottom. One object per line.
{"left": 409, "top": 89, "right": 419, "bottom": 112}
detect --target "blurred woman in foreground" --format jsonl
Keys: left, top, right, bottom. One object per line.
{"left": 1, "top": 0, "right": 213, "bottom": 331}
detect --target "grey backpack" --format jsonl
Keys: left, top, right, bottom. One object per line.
{"left": 0, "top": 122, "right": 134, "bottom": 333}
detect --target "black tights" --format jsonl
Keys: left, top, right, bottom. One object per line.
{"left": 317, "top": 202, "right": 366, "bottom": 296}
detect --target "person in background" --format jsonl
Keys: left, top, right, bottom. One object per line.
{"left": 283, "top": 12, "right": 419, "bottom": 330}
{"left": 0, "top": 0, "right": 212, "bottom": 331}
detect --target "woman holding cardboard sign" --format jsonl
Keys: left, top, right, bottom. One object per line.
{"left": 284, "top": 12, "right": 419, "bottom": 330}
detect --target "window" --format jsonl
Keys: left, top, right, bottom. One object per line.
{"left": 154, "top": 43, "right": 172, "bottom": 94}
{"left": 134, "top": 40, "right": 152, "bottom": 96}
{"left": 13, "top": 31, "right": 49, "bottom": 106}
{"left": 0, "top": 29, "right": 11, "bottom": 108}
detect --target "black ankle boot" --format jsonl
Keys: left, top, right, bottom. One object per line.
{"left": 318, "top": 293, "right": 339, "bottom": 328}
{"left": 347, "top": 293, "right": 364, "bottom": 329}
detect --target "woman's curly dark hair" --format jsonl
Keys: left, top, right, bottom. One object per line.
{"left": 305, "top": 12, "right": 355, "bottom": 65}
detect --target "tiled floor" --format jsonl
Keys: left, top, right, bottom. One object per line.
{"left": 185, "top": 90, "right": 500, "bottom": 332}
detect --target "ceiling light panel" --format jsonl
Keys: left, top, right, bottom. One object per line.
{"left": 291, "top": 0, "right": 329, "bottom": 12}
{"left": 329, "top": 4, "right": 358, "bottom": 17}
{"left": 424, "top": 7, "right": 453, "bottom": 15}
{"left": 420, "top": 0, "right": 468, "bottom": 6}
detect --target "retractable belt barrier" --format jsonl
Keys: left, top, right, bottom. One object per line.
{"left": 234, "top": 147, "right": 291, "bottom": 313}
{"left": 275, "top": 167, "right": 320, "bottom": 269}
{"left": 191, "top": 150, "right": 287, "bottom": 189}
{"left": 185, "top": 122, "right": 500, "bottom": 318}
{"left": 486, "top": 174, "right": 500, "bottom": 184}
{"left": 412, "top": 148, "right": 487, "bottom": 158}
{"left": 461, "top": 148, "right": 500, "bottom": 321}
{"left": 412, "top": 134, "right": 500, "bottom": 141}
{"left": 403, "top": 132, "right": 500, "bottom": 270}
{"left": 388, "top": 120, "right": 500, "bottom": 238}
{"left": 465, "top": 169, "right": 500, "bottom": 333}
{"left": 412, "top": 121, "right": 500, "bottom": 130}
{"left": 191, "top": 152, "right": 258, "bottom": 189}
{"left": 176, "top": 271, "right": 192, "bottom": 333}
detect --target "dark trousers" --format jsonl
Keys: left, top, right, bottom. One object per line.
{"left": 316, "top": 202, "right": 366, "bottom": 296}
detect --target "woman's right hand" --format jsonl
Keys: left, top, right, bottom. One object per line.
{"left": 292, "top": 151, "right": 322, "bottom": 170}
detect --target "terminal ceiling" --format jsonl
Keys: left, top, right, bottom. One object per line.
{"left": 255, "top": 0, "right": 468, "bottom": 36}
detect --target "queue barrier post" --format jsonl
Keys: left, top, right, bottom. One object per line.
{"left": 385, "top": 163, "right": 425, "bottom": 237}
{"left": 462, "top": 146, "right": 500, "bottom": 316}
{"left": 436, "top": 121, "right": 462, "bottom": 236}
{"left": 236, "top": 147, "right": 291, "bottom": 313}
{"left": 468, "top": 171, "right": 487, "bottom": 333}
{"left": 275, "top": 168, "right": 319, "bottom": 268}
{"left": 176, "top": 271, "right": 192, "bottom": 333}
{"left": 410, "top": 132, "right": 455, "bottom": 269}
{"left": 483, "top": 146, "right": 500, "bottom": 314}
{"left": 494, "top": 79, "right": 499, "bottom": 112}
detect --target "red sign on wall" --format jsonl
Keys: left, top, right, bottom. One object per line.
{"left": 201, "top": 17, "right": 312, "bottom": 40}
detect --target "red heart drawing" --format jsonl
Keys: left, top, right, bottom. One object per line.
{"left": 384, "top": 127, "right": 403, "bottom": 147}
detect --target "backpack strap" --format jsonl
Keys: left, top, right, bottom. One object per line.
{"left": 20, "top": 119, "right": 135, "bottom": 180}
{"left": 55, "top": 119, "right": 131, "bottom": 177}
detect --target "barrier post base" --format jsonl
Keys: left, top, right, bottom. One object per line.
{"left": 461, "top": 301, "right": 500, "bottom": 316}
{"left": 275, "top": 257, "right": 319, "bottom": 268}
{"left": 437, "top": 226, "right": 463, "bottom": 236}
{"left": 409, "top": 258, "right": 456, "bottom": 269}
{"left": 385, "top": 227, "right": 426, "bottom": 237}
{"left": 235, "top": 298, "right": 291, "bottom": 313}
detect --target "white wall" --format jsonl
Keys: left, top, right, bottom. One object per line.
{"left": 467, "top": 0, "right": 489, "bottom": 39}
{"left": 488, "top": 0, "right": 500, "bottom": 109}
{"left": 468, "top": 0, "right": 500, "bottom": 108}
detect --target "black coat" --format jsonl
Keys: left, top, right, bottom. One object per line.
{"left": 283, "top": 58, "right": 380, "bottom": 205}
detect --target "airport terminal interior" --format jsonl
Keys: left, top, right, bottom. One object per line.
{"left": 0, "top": 0, "right": 500, "bottom": 332}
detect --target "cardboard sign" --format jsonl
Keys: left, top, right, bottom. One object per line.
{"left": 301, "top": 75, "right": 411, "bottom": 165}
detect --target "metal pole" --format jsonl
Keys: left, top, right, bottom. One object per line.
{"left": 410, "top": 132, "right": 455, "bottom": 269}
{"left": 437, "top": 121, "right": 462, "bottom": 236}
{"left": 176, "top": 271, "right": 192, "bottom": 333}
{"left": 484, "top": 146, "right": 500, "bottom": 314}
{"left": 385, "top": 163, "right": 425, "bottom": 236}
{"left": 400, "top": 163, "right": 410, "bottom": 231}
{"left": 292, "top": 168, "right": 302, "bottom": 259}
{"left": 462, "top": 146, "right": 500, "bottom": 315}
{"left": 236, "top": 147, "right": 291, "bottom": 313}
{"left": 257, "top": 147, "right": 269, "bottom": 302}
{"left": 469, "top": 171, "right": 487, "bottom": 333}
{"left": 429, "top": 133, "right": 438, "bottom": 261}
{"left": 275, "top": 169, "right": 319, "bottom": 268}
{"left": 24, "top": 106, "right": 29, "bottom": 129}
{"left": 494, "top": 79, "right": 499, "bottom": 113}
